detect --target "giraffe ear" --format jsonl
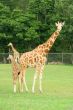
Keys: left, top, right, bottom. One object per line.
{"left": 58, "top": 21, "right": 60, "bottom": 24}
{"left": 55, "top": 23, "right": 58, "bottom": 26}
{"left": 62, "top": 21, "right": 65, "bottom": 26}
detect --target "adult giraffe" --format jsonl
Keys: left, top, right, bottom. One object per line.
{"left": 19, "top": 21, "right": 65, "bottom": 93}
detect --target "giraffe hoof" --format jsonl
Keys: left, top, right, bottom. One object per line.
{"left": 32, "top": 90, "right": 35, "bottom": 93}
{"left": 32, "top": 91, "right": 35, "bottom": 94}
{"left": 14, "top": 90, "right": 16, "bottom": 93}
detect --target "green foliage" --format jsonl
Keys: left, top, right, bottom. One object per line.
{"left": 0, "top": 0, "right": 73, "bottom": 52}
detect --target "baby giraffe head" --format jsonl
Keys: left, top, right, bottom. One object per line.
{"left": 55, "top": 21, "right": 65, "bottom": 32}
{"left": 8, "top": 42, "right": 13, "bottom": 47}
{"left": 7, "top": 54, "right": 13, "bottom": 61}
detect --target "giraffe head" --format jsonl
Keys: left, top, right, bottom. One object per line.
{"left": 55, "top": 21, "right": 65, "bottom": 32}
{"left": 8, "top": 42, "right": 13, "bottom": 47}
{"left": 7, "top": 54, "right": 13, "bottom": 61}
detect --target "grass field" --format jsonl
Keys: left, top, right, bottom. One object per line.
{"left": 0, "top": 64, "right": 73, "bottom": 110}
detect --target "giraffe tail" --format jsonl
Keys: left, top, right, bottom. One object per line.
{"left": 18, "top": 72, "right": 20, "bottom": 75}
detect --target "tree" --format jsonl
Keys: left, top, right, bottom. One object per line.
{"left": 0, "top": 0, "right": 73, "bottom": 53}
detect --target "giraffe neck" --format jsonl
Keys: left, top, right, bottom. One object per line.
{"left": 43, "top": 30, "right": 60, "bottom": 55}
{"left": 11, "top": 57, "right": 16, "bottom": 65}
{"left": 34, "top": 30, "right": 60, "bottom": 56}
{"left": 46, "top": 30, "right": 60, "bottom": 46}
{"left": 11, "top": 58, "right": 18, "bottom": 68}
{"left": 10, "top": 44, "right": 16, "bottom": 52}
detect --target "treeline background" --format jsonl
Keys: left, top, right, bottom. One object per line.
{"left": 0, "top": 0, "right": 73, "bottom": 53}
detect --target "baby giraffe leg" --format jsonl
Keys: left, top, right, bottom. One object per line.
{"left": 18, "top": 74, "right": 22, "bottom": 92}
{"left": 13, "top": 80, "right": 16, "bottom": 93}
{"left": 21, "top": 71, "right": 24, "bottom": 92}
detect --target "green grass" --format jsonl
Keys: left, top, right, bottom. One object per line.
{"left": 0, "top": 64, "right": 73, "bottom": 110}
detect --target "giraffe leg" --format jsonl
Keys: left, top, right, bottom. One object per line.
{"left": 21, "top": 72, "right": 24, "bottom": 92}
{"left": 39, "top": 65, "right": 44, "bottom": 93}
{"left": 18, "top": 70, "right": 24, "bottom": 93}
{"left": 39, "top": 73, "right": 43, "bottom": 93}
{"left": 22, "top": 68, "right": 28, "bottom": 92}
{"left": 23, "top": 77, "right": 29, "bottom": 92}
{"left": 18, "top": 74, "right": 22, "bottom": 92}
{"left": 13, "top": 80, "right": 16, "bottom": 93}
{"left": 32, "top": 69, "right": 38, "bottom": 93}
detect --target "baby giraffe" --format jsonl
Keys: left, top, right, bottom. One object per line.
{"left": 7, "top": 54, "right": 22, "bottom": 93}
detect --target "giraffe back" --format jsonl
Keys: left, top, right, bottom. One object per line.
{"left": 19, "top": 51, "right": 47, "bottom": 68}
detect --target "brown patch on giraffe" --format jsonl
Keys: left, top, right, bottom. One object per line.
{"left": 45, "top": 49, "right": 48, "bottom": 53}
{"left": 39, "top": 45, "right": 43, "bottom": 49}
{"left": 18, "top": 72, "right": 20, "bottom": 75}
{"left": 50, "top": 40, "right": 54, "bottom": 45}
{"left": 34, "top": 57, "right": 36, "bottom": 62}
{"left": 39, "top": 50, "right": 44, "bottom": 54}
{"left": 49, "top": 44, "right": 52, "bottom": 49}
{"left": 42, "top": 44, "right": 46, "bottom": 47}
{"left": 40, "top": 59, "right": 43, "bottom": 64}
{"left": 46, "top": 43, "right": 50, "bottom": 48}
{"left": 53, "top": 32, "right": 59, "bottom": 39}
{"left": 29, "top": 56, "right": 32, "bottom": 59}
{"left": 39, "top": 57, "right": 43, "bottom": 64}
{"left": 37, "top": 50, "right": 41, "bottom": 54}
{"left": 55, "top": 31, "right": 59, "bottom": 36}
{"left": 29, "top": 58, "right": 33, "bottom": 64}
